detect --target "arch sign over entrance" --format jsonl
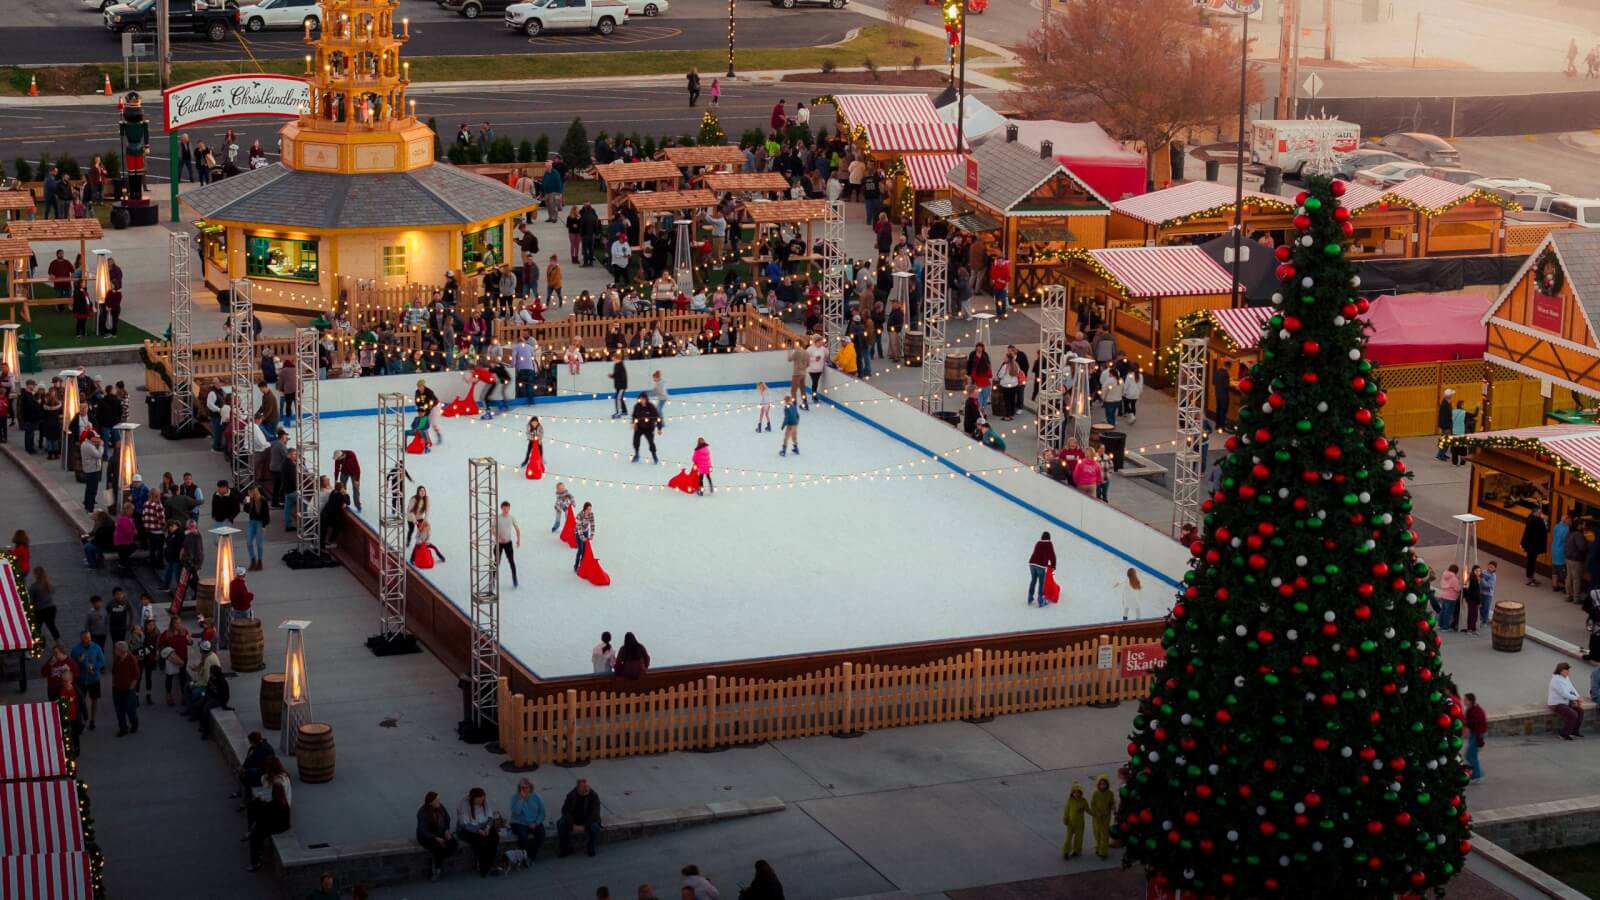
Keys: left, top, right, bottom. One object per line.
{"left": 160, "top": 74, "right": 310, "bottom": 222}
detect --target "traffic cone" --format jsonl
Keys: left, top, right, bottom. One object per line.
{"left": 103, "top": 75, "right": 112, "bottom": 96}
{"left": 27, "top": 75, "right": 37, "bottom": 97}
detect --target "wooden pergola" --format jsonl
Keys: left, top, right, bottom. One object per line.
{"left": 743, "top": 199, "right": 832, "bottom": 282}
{"left": 0, "top": 191, "right": 36, "bottom": 222}
{"left": 663, "top": 145, "right": 746, "bottom": 182}
{"left": 0, "top": 235, "right": 34, "bottom": 322}
{"left": 4, "top": 218, "right": 103, "bottom": 270}
{"left": 702, "top": 172, "right": 790, "bottom": 197}
{"left": 624, "top": 189, "right": 720, "bottom": 215}
{"left": 595, "top": 160, "right": 684, "bottom": 212}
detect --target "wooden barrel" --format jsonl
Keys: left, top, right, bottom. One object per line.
{"left": 943, "top": 354, "right": 966, "bottom": 390}
{"left": 1491, "top": 601, "right": 1526, "bottom": 653}
{"left": 196, "top": 578, "right": 217, "bottom": 622}
{"left": 260, "top": 673, "right": 286, "bottom": 730}
{"left": 296, "top": 723, "right": 336, "bottom": 784}
{"left": 230, "top": 618, "right": 265, "bottom": 673}
{"left": 903, "top": 330, "right": 924, "bottom": 368}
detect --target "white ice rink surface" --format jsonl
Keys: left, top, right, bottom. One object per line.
{"left": 317, "top": 389, "right": 1179, "bottom": 677}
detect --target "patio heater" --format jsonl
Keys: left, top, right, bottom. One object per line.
{"left": 210, "top": 525, "right": 240, "bottom": 649}
{"left": 1066, "top": 355, "right": 1094, "bottom": 450}
{"left": 113, "top": 422, "right": 139, "bottom": 499}
{"left": 279, "top": 619, "right": 313, "bottom": 754}
{"left": 673, "top": 218, "right": 694, "bottom": 291}
{"left": 59, "top": 370, "right": 81, "bottom": 473}
{"left": 90, "top": 250, "right": 112, "bottom": 337}
{"left": 0, "top": 323, "right": 18, "bottom": 377}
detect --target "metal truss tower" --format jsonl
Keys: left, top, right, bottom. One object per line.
{"left": 1036, "top": 285, "right": 1067, "bottom": 463}
{"left": 921, "top": 238, "right": 948, "bottom": 414}
{"left": 170, "top": 231, "right": 195, "bottom": 429}
{"left": 822, "top": 200, "right": 847, "bottom": 353}
{"left": 293, "top": 328, "right": 322, "bottom": 554}
{"left": 376, "top": 393, "right": 410, "bottom": 641}
{"left": 464, "top": 458, "right": 501, "bottom": 736}
{"left": 229, "top": 280, "right": 256, "bottom": 490}
{"left": 1173, "top": 337, "right": 1207, "bottom": 537}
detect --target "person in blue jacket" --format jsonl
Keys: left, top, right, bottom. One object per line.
{"left": 541, "top": 163, "right": 565, "bottom": 223}
{"left": 508, "top": 777, "right": 546, "bottom": 861}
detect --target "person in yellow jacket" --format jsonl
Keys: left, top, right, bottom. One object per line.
{"left": 1061, "top": 781, "right": 1087, "bottom": 859}
{"left": 1089, "top": 773, "right": 1115, "bottom": 858}
{"left": 835, "top": 340, "right": 857, "bottom": 375}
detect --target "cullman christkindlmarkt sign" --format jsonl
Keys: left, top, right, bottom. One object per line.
{"left": 162, "top": 75, "right": 311, "bottom": 131}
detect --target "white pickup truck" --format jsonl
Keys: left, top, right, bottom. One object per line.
{"left": 504, "top": 0, "right": 627, "bottom": 36}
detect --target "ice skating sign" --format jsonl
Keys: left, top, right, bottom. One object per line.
{"left": 163, "top": 75, "right": 311, "bottom": 131}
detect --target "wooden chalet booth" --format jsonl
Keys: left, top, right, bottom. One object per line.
{"left": 1382, "top": 175, "right": 1513, "bottom": 258}
{"left": 1482, "top": 229, "right": 1600, "bottom": 431}
{"left": 743, "top": 199, "right": 831, "bottom": 283}
{"left": 1332, "top": 181, "right": 1418, "bottom": 260}
{"left": 3, "top": 219, "right": 104, "bottom": 321}
{"left": 826, "top": 93, "right": 962, "bottom": 221}
{"left": 1108, "top": 181, "right": 1294, "bottom": 248}
{"left": 595, "top": 160, "right": 683, "bottom": 213}
{"left": 663, "top": 145, "right": 746, "bottom": 183}
{"left": 900, "top": 152, "right": 962, "bottom": 224}
{"left": 702, "top": 171, "right": 789, "bottom": 199}
{"left": 1444, "top": 424, "right": 1600, "bottom": 568}
{"left": 941, "top": 139, "right": 1111, "bottom": 303}
{"left": 1061, "top": 245, "right": 1235, "bottom": 381}
{"left": 1194, "top": 293, "right": 1490, "bottom": 437}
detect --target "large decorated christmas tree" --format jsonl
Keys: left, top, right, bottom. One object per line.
{"left": 1117, "top": 176, "right": 1473, "bottom": 898}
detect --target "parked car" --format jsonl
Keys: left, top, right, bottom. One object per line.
{"left": 619, "top": 0, "right": 667, "bottom": 14}
{"left": 1547, "top": 197, "right": 1600, "bottom": 228}
{"left": 1508, "top": 189, "right": 1566, "bottom": 212}
{"left": 105, "top": 0, "right": 239, "bottom": 39}
{"left": 1353, "top": 161, "right": 1427, "bottom": 189}
{"left": 1332, "top": 148, "right": 1406, "bottom": 179}
{"left": 770, "top": 0, "right": 847, "bottom": 8}
{"left": 504, "top": 0, "right": 627, "bottom": 34}
{"left": 238, "top": 0, "right": 319, "bottom": 30}
{"left": 1421, "top": 166, "right": 1485, "bottom": 186}
{"left": 1470, "top": 177, "right": 1552, "bottom": 194}
{"left": 446, "top": 0, "right": 512, "bottom": 17}
{"left": 1376, "top": 132, "right": 1461, "bottom": 166}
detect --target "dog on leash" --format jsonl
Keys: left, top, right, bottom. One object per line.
{"left": 502, "top": 848, "right": 531, "bottom": 870}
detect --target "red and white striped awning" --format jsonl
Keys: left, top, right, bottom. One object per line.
{"left": 1110, "top": 181, "right": 1294, "bottom": 227}
{"left": 1336, "top": 180, "right": 1385, "bottom": 212}
{"left": 0, "top": 703, "right": 69, "bottom": 783}
{"left": 902, "top": 153, "right": 964, "bottom": 191}
{"left": 1450, "top": 425, "right": 1600, "bottom": 483}
{"left": 1, "top": 852, "right": 92, "bottom": 900}
{"left": 0, "top": 558, "right": 31, "bottom": 653}
{"left": 832, "top": 94, "right": 961, "bottom": 153}
{"left": 1087, "top": 246, "right": 1237, "bottom": 297}
{"left": 865, "top": 123, "right": 961, "bottom": 153}
{"left": 1209, "top": 306, "right": 1274, "bottom": 349}
{"left": 1384, "top": 175, "right": 1473, "bottom": 212}
{"left": 0, "top": 780, "right": 84, "bottom": 855}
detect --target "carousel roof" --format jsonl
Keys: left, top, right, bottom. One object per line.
{"left": 180, "top": 162, "right": 536, "bottom": 229}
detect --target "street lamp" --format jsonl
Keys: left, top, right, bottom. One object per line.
{"left": 1224, "top": 0, "right": 1261, "bottom": 312}
{"left": 726, "top": 0, "right": 736, "bottom": 77}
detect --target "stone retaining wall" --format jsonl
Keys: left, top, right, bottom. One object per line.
{"left": 1473, "top": 796, "right": 1600, "bottom": 856}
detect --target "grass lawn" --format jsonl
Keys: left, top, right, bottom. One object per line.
{"left": 3, "top": 26, "right": 985, "bottom": 96}
{"left": 15, "top": 298, "right": 159, "bottom": 351}
{"left": 1520, "top": 844, "right": 1600, "bottom": 897}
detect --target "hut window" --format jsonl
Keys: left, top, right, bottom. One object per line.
{"left": 462, "top": 225, "right": 503, "bottom": 274}
{"left": 246, "top": 235, "right": 319, "bottom": 284}
{"left": 382, "top": 244, "right": 408, "bottom": 278}
{"left": 1475, "top": 466, "right": 1549, "bottom": 520}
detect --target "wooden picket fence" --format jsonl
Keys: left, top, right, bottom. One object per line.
{"left": 141, "top": 308, "right": 800, "bottom": 390}
{"left": 494, "top": 635, "right": 1156, "bottom": 767}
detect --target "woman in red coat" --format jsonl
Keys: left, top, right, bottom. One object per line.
{"left": 1028, "top": 532, "right": 1056, "bottom": 607}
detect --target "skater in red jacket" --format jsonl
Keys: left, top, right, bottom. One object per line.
{"left": 1028, "top": 531, "right": 1056, "bottom": 607}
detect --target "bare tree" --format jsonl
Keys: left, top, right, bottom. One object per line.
{"left": 1009, "top": 0, "right": 1263, "bottom": 176}
{"left": 886, "top": 0, "right": 920, "bottom": 47}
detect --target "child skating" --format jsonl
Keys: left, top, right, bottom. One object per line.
{"left": 779, "top": 393, "right": 800, "bottom": 457}
{"left": 521, "top": 416, "right": 545, "bottom": 467}
{"left": 552, "top": 482, "right": 573, "bottom": 533}
{"left": 692, "top": 438, "right": 713, "bottom": 496}
{"left": 1089, "top": 774, "right": 1114, "bottom": 859}
{"left": 755, "top": 381, "right": 772, "bottom": 432}
{"left": 1061, "top": 782, "right": 1087, "bottom": 859}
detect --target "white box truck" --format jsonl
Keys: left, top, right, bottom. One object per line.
{"left": 1250, "top": 119, "right": 1361, "bottom": 176}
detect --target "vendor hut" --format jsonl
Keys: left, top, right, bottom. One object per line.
{"left": 1443, "top": 424, "right": 1600, "bottom": 567}
{"left": 1107, "top": 181, "right": 1295, "bottom": 248}
{"left": 1191, "top": 293, "right": 1489, "bottom": 437}
{"left": 939, "top": 138, "right": 1111, "bottom": 302}
{"left": 1381, "top": 175, "right": 1513, "bottom": 257}
{"left": 1483, "top": 229, "right": 1600, "bottom": 431}
{"left": 1061, "top": 245, "right": 1235, "bottom": 380}
{"left": 826, "top": 93, "right": 962, "bottom": 220}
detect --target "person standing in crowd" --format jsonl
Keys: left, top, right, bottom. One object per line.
{"left": 245, "top": 758, "right": 291, "bottom": 872}
{"left": 1463, "top": 693, "right": 1487, "bottom": 781}
{"left": 106, "top": 587, "right": 131, "bottom": 646}
{"left": 1061, "top": 781, "right": 1087, "bottom": 859}
{"left": 84, "top": 594, "right": 109, "bottom": 653}
{"left": 741, "top": 861, "right": 784, "bottom": 900}
{"left": 1435, "top": 388, "right": 1455, "bottom": 461}
{"left": 1554, "top": 511, "right": 1572, "bottom": 595}
{"left": 592, "top": 631, "right": 615, "bottom": 674}
{"left": 1100, "top": 365, "right": 1124, "bottom": 427}
{"left": 70, "top": 629, "right": 105, "bottom": 729}
{"left": 79, "top": 430, "right": 103, "bottom": 513}
{"left": 966, "top": 342, "right": 993, "bottom": 410}
{"left": 1566, "top": 513, "right": 1589, "bottom": 604}
{"left": 1212, "top": 362, "right": 1234, "bottom": 433}
{"left": 333, "top": 450, "right": 363, "bottom": 513}
{"left": 1027, "top": 532, "right": 1055, "bottom": 607}
{"left": 243, "top": 485, "right": 269, "bottom": 572}
{"left": 1522, "top": 506, "right": 1550, "bottom": 586}
{"left": 1549, "top": 661, "right": 1585, "bottom": 740}
{"left": 110, "top": 640, "right": 140, "bottom": 736}
{"left": 1073, "top": 450, "right": 1103, "bottom": 500}
{"left": 1462, "top": 564, "right": 1483, "bottom": 636}
{"left": 508, "top": 778, "right": 546, "bottom": 861}
{"left": 1089, "top": 774, "right": 1115, "bottom": 859}
{"left": 29, "top": 566, "right": 58, "bottom": 641}
{"left": 557, "top": 778, "right": 603, "bottom": 858}
{"left": 805, "top": 335, "right": 827, "bottom": 406}
{"left": 416, "top": 792, "right": 458, "bottom": 881}
{"left": 496, "top": 500, "right": 521, "bottom": 588}
{"left": 1437, "top": 563, "right": 1463, "bottom": 631}
{"left": 686, "top": 66, "right": 701, "bottom": 106}
{"left": 229, "top": 566, "right": 254, "bottom": 622}
{"left": 574, "top": 502, "right": 595, "bottom": 572}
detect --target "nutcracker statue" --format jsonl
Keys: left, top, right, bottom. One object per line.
{"left": 119, "top": 91, "right": 151, "bottom": 204}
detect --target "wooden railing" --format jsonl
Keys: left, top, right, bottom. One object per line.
{"left": 142, "top": 308, "right": 801, "bottom": 390}
{"left": 494, "top": 634, "right": 1156, "bottom": 767}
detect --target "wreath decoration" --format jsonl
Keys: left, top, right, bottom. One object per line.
{"left": 1535, "top": 247, "right": 1565, "bottom": 297}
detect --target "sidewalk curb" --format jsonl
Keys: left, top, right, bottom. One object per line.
{"left": 1525, "top": 625, "right": 1585, "bottom": 660}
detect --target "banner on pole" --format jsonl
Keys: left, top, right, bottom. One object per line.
{"left": 163, "top": 75, "right": 310, "bottom": 131}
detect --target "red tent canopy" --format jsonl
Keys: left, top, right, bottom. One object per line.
{"left": 0, "top": 780, "right": 84, "bottom": 854}
{"left": 1007, "top": 120, "right": 1146, "bottom": 201}
{"left": 1362, "top": 293, "right": 1490, "bottom": 366}
{"left": 0, "top": 702, "right": 70, "bottom": 782}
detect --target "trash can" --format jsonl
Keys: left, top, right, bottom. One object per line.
{"left": 1100, "top": 430, "right": 1127, "bottom": 471}
{"left": 146, "top": 391, "right": 173, "bottom": 431}
{"left": 933, "top": 411, "right": 960, "bottom": 428}
{"left": 1204, "top": 159, "right": 1220, "bottom": 182}
{"left": 215, "top": 288, "right": 231, "bottom": 313}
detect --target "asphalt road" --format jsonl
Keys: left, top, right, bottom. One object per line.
{"left": 0, "top": 0, "right": 869, "bottom": 65}
{"left": 0, "top": 81, "right": 886, "bottom": 179}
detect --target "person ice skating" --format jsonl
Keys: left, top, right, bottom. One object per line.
{"left": 592, "top": 630, "right": 615, "bottom": 675}
{"left": 411, "top": 519, "right": 445, "bottom": 569}
{"left": 1089, "top": 774, "right": 1114, "bottom": 858}
{"left": 574, "top": 502, "right": 595, "bottom": 572}
{"left": 553, "top": 482, "right": 574, "bottom": 532}
{"left": 415, "top": 380, "right": 444, "bottom": 446}
{"left": 522, "top": 416, "right": 545, "bottom": 467}
{"left": 609, "top": 354, "right": 629, "bottom": 419}
{"left": 787, "top": 342, "right": 810, "bottom": 411}
{"left": 1061, "top": 782, "right": 1087, "bottom": 858}
{"left": 755, "top": 381, "right": 772, "bottom": 432}
{"left": 651, "top": 371, "right": 669, "bottom": 428}
{"left": 496, "top": 501, "right": 521, "bottom": 588}
{"left": 779, "top": 393, "right": 800, "bottom": 457}
{"left": 406, "top": 487, "right": 429, "bottom": 546}
{"left": 1028, "top": 531, "right": 1055, "bottom": 606}
{"left": 805, "top": 335, "right": 827, "bottom": 405}
{"left": 631, "top": 394, "right": 661, "bottom": 463}
{"left": 692, "top": 438, "right": 713, "bottom": 496}
{"left": 1119, "top": 568, "right": 1143, "bottom": 621}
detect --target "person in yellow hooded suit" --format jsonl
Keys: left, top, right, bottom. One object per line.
{"left": 1089, "top": 773, "right": 1115, "bottom": 858}
{"left": 1061, "top": 781, "right": 1087, "bottom": 859}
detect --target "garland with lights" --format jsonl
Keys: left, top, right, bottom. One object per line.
{"left": 1159, "top": 311, "right": 1219, "bottom": 384}
{"left": 1158, "top": 198, "right": 1295, "bottom": 229}
{"left": 78, "top": 776, "right": 106, "bottom": 900}
{"left": 1439, "top": 432, "right": 1600, "bottom": 494}
{"left": 1376, "top": 187, "right": 1518, "bottom": 219}
{"left": 0, "top": 551, "right": 43, "bottom": 658}
{"left": 1119, "top": 175, "right": 1472, "bottom": 898}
